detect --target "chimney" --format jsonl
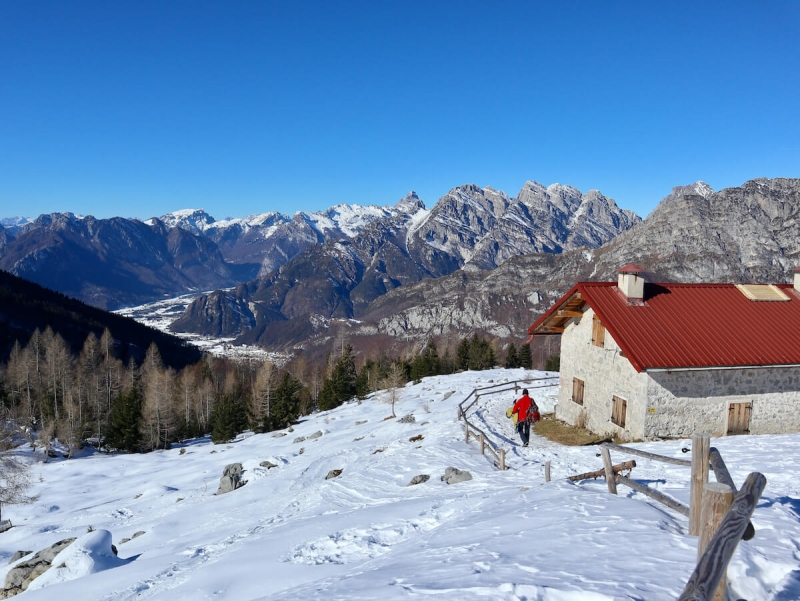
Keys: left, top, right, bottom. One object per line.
{"left": 794, "top": 267, "right": 800, "bottom": 293}
{"left": 618, "top": 263, "right": 645, "bottom": 300}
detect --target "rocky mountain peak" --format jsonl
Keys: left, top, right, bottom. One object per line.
{"left": 395, "top": 191, "right": 426, "bottom": 213}
{"left": 154, "top": 208, "right": 217, "bottom": 235}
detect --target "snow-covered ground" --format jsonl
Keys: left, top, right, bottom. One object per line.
{"left": 4, "top": 368, "right": 799, "bottom": 600}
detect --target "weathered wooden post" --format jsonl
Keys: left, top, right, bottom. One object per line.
{"left": 479, "top": 432, "right": 485, "bottom": 455}
{"left": 690, "top": 433, "right": 711, "bottom": 536}
{"left": 465, "top": 422, "right": 470, "bottom": 443}
{"left": 601, "top": 446, "right": 617, "bottom": 494}
{"left": 697, "top": 482, "right": 734, "bottom": 601}
{"left": 545, "top": 460, "right": 551, "bottom": 483}
{"left": 679, "top": 472, "right": 766, "bottom": 601}
{"left": 499, "top": 449, "right": 506, "bottom": 471}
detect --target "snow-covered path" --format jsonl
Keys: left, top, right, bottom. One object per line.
{"left": 3, "top": 368, "right": 799, "bottom": 600}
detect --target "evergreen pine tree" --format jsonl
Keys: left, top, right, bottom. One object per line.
{"left": 318, "top": 344, "right": 358, "bottom": 410}
{"left": 211, "top": 395, "right": 238, "bottom": 444}
{"left": 456, "top": 337, "right": 470, "bottom": 371}
{"left": 505, "top": 343, "right": 519, "bottom": 368}
{"left": 106, "top": 387, "right": 143, "bottom": 453}
{"left": 267, "top": 372, "right": 302, "bottom": 430}
{"left": 519, "top": 343, "right": 533, "bottom": 369}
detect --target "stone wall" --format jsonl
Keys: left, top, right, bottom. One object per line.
{"left": 644, "top": 368, "right": 800, "bottom": 438}
{"left": 555, "top": 309, "right": 648, "bottom": 439}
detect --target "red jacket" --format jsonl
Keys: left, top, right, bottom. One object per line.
{"left": 513, "top": 394, "right": 535, "bottom": 423}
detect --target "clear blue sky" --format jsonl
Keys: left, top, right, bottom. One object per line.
{"left": 1, "top": 1, "right": 799, "bottom": 221}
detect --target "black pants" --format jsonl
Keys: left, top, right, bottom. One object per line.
{"left": 516, "top": 420, "right": 530, "bottom": 445}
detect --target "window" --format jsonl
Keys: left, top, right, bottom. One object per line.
{"left": 572, "top": 378, "right": 584, "bottom": 405}
{"left": 611, "top": 395, "right": 627, "bottom": 428}
{"left": 592, "top": 315, "right": 606, "bottom": 348}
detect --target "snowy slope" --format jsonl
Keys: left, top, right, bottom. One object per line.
{"left": 4, "top": 369, "right": 799, "bottom": 600}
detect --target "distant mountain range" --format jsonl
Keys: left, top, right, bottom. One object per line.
{"left": 167, "top": 182, "right": 639, "bottom": 342}
{"left": 0, "top": 180, "right": 638, "bottom": 317}
{"left": 169, "top": 177, "right": 800, "bottom": 362}
{"left": 7, "top": 177, "right": 795, "bottom": 363}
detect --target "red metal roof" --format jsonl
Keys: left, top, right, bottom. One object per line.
{"left": 528, "top": 282, "right": 800, "bottom": 372}
{"left": 618, "top": 263, "right": 644, "bottom": 274}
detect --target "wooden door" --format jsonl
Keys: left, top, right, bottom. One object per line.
{"left": 727, "top": 402, "right": 752, "bottom": 435}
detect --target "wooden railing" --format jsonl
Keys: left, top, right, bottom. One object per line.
{"left": 596, "top": 434, "right": 764, "bottom": 601}
{"left": 457, "top": 377, "right": 557, "bottom": 470}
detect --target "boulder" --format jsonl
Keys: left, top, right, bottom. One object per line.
{"left": 0, "top": 521, "right": 11, "bottom": 534}
{"left": 118, "top": 538, "right": 130, "bottom": 545}
{"left": 399, "top": 414, "right": 415, "bottom": 423}
{"left": 216, "top": 463, "right": 245, "bottom": 495}
{"left": 325, "top": 469, "right": 343, "bottom": 480}
{"left": 2, "top": 538, "right": 76, "bottom": 597}
{"left": 441, "top": 467, "right": 473, "bottom": 485}
{"left": 407, "top": 474, "right": 430, "bottom": 486}
{"left": 260, "top": 461, "right": 278, "bottom": 469}
{"left": 270, "top": 432, "right": 287, "bottom": 438}
{"left": 307, "top": 430, "right": 323, "bottom": 440}
{"left": 132, "top": 531, "right": 145, "bottom": 540}
{"left": 292, "top": 436, "right": 306, "bottom": 444}
{"left": 355, "top": 420, "right": 367, "bottom": 425}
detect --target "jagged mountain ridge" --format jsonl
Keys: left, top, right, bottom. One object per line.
{"left": 171, "top": 182, "right": 640, "bottom": 343}
{"left": 349, "top": 177, "right": 800, "bottom": 350}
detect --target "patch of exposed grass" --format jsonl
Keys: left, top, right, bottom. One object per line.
{"left": 533, "top": 413, "right": 610, "bottom": 446}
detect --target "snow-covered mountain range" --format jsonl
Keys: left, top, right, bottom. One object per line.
{"left": 4, "top": 369, "right": 797, "bottom": 599}
{"left": 0, "top": 181, "right": 638, "bottom": 313}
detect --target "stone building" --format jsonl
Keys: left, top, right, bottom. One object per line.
{"left": 527, "top": 264, "right": 800, "bottom": 440}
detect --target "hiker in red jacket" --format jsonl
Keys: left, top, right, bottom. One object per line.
{"left": 512, "top": 389, "right": 538, "bottom": 447}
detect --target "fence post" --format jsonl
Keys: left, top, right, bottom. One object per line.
{"left": 690, "top": 433, "right": 711, "bottom": 536}
{"left": 457, "top": 406, "right": 462, "bottom": 421}
{"left": 601, "top": 446, "right": 617, "bottom": 495}
{"left": 465, "top": 422, "right": 470, "bottom": 443}
{"left": 499, "top": 449, "right": 506, "bottom": 471}
{"left": 698, "top": 482, "right": 734, "bottom": 601}
{"left": 479, "top": 432, "right": 485, "bottom": 455}
{"left": 545, "top": 460, "right": 551, "bottom": 483}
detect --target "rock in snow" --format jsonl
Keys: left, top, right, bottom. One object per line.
{"left": 441, "top": 467, "right": 472, "bottom": 485}
{"left": 216, "top": 463, "right": 245, "bottom": 495}
{"left": 25, "top": 531, "right": 126, "bottom": 593}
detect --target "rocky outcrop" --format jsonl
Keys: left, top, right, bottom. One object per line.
{"left": 407, "top": 474, "right": 430, "bottom": 486}
{"left": 1, "top": 538, "right": 75, "bottom": 598}
{"left": 216, "top": 463, "right": 245, "bottom": 495}
{"left": 325, "top": 469, "right": 343, "bottom": 480}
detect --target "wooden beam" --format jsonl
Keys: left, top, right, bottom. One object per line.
{"left": 601, "top": 442, "right": 692, "bottom": 467}
{"left": 568, "top": 460, "right": 636, "bottom": 482}
{"left": 617, "top": 475, "right": 690, "bottom": 517}
{"left": 547, "top": 327, "right": 565, "bottom": 333}
{"left": 690, "top": 434, "right": 711, "bottom": 536}
{"left": 557, "top": 310, "right": 583, "bottom": 318}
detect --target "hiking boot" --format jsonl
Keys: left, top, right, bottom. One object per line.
{"left": 523, "top": 442, "right": 528, "bottom": 447}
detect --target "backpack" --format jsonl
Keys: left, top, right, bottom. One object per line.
{"left": 527, "top": 401, "right": 540, "bottom": 423}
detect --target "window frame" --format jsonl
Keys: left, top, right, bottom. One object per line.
{"left": 611, "top": 395, "right": 627, "bottom": 428}
{"left": 572, "top": 377, "right": 585, "bottom": 406}
{"left": 592, "top": 315, "right": 606, "bottom": 348}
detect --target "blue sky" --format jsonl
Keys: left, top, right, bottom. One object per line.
{"left": 1, "top": 1, "right": 798, "bottom": 221}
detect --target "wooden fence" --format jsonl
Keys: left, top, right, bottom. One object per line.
{"left": 457, "top": 377, "right": 557, "bottom": 470}
{"left": 596, "top": 433, "right": 765, "bottom": 601}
